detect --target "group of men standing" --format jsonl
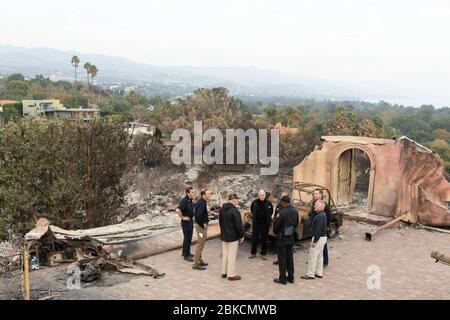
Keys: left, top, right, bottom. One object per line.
{"left": 175, "top": 186, "right": 331, "bottom": 284}
{"left": 175, "top": 188, "right": 245, "bottom": 280}
{"left": 175, "top": 187, "right": 211, "bottom": 270}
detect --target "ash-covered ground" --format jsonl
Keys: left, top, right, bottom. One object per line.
{"left": 118, "top": 166, "right": 277, "bottom": 226}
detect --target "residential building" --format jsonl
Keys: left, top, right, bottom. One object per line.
{"left": 0, "top": 100, "right": 19, "bottom": 107}
{"left": 22, "top": 99, "right": 100, "bottom": 121}
{"left": 109, "top": 85, "right": 120, "bottom": 91}
{"left": 22, "top": 99, "right": 65, "bottom": 117}
{"left": 46, "top": 108, "right": 101, "bottom": 121}
{"left": 126, "top": 122, "right": 155, "bottom": 136}
{"left": 271, "top": 123, "right": 300, "bottom": 135}
{"left": 124, "top": 86, "right": 138, "bottom": 94}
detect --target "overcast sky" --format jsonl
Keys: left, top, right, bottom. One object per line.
{"left": 1, "top": 0, "right": 449, "bottom": 106}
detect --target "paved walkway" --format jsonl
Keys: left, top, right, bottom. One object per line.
{"left": 33, "top": 221, "right": 450, "bottom": 299}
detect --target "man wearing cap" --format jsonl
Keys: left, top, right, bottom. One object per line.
{"left": 273, "top": 196, "right": 299, "bottom": 285}
{"left": 273, "top": 191, "right": 288, "bottom": 266}
{"left": 176, "top": 187, "right": 195, "bottom": 262}
{"left": 219, "top": 194, "right": 245, "bottom": 281}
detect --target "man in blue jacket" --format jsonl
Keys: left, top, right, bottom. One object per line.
{"left": 193, "top": 189, "right": 211, "bottom": 270}
{"left": 309, "top": 189, "right": 332, "bottom": 267}
{"left": 302, "top": 200, "right": 328, "bottom": 280}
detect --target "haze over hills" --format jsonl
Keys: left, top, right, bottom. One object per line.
{"left": 0, "top": 45, "right": 367, "bottom": 100}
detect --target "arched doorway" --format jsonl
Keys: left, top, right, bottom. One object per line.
{"left": 335, "top": 148, "right": 373, "bottom": 211}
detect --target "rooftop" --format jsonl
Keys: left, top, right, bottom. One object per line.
{"left": 47, "top": 108, "right": 100, "bottom": 112}
{"left": 0, "top": 100, "right": 19, "bottom": 106}
{"left": 321, "top": 136, "right": 392, "bottom": 145}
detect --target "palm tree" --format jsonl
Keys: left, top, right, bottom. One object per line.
{"left": 83, "top": 62, "right": 91, "bottom": 91}
{"left": 89, "top": 64, "right": 98, "bottom": 86}
{"left": 71, "top": 55, "right": 80, "bottom": 106}
{"left": 127, "top": 91, "right": 139, "bottom": 107}
{"left": 89, "top": 65, "right": 99, "bottom": 97}
{"left": 283, "top": 107, "right": 302, "bottom": 128}
{"left": 263, "top": 106, "right": 279, "bottom": 125}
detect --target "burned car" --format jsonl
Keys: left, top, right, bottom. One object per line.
{"left": 243, "top": 177, "right": 343, "bottom": 242}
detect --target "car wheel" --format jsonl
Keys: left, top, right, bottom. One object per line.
{"left": 328, "top": 223, "right": 339, "bottom": 239}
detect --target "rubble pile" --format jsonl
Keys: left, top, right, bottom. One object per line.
{"left": 337, "top": 191, "right": 368, "bottom": 211}
{"left": 123, "top": 191, "right": 181, "bottom": 222}
{"left": 0, "top": 241, "right": 21, "bottom": 274}
{"left": 25, "top": 219, "right": 165, "bottom": 284}
{"left": 0, "top": 240, "right": 24, "bottom": 299}
{"left": 121, "top": 167, "right": 276, "bottom": 227}
{"left": 206, "top": 173, "right": 276, "bottom": 209}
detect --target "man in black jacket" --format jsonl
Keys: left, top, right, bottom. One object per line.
{"left": 302, "top": 200, "right": 328, "bottom": 280}
{"left": 219, "top": 194, "right": 245, "bottom": 281}
{"left": 249, "top": 190, "right": 273, "bottom": 260}
{"left": 273, "top": 192, "right": 288, "bottom": 219}
{"left": 193, "top": 190, "right": 211, "bottom": 270}
{"left": 176, "top": 187, "right": 195, "bottom": 262}
{"left": 273, "top": 192, "right": 288, "bottom": 265}
{"left": 309, "top": 189, "right": 331, "bottom": 266}
{"left": 273, "top": 196, "right": 299, "bottom": 285}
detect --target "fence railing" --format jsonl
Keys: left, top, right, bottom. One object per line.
{"left": 0, "top": 241, "right": 30, "bottom": 300}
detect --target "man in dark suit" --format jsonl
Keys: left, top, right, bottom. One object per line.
{"left": 273, "top": 196, "right": 299, "bottom": 285}
{"left": 176, "top": 187, "right": 195, "bottom": 262}
{"left": 219, "top": 194, "right": 245, "bottom": 281}
{"left": 273, "top": 192, "right": 288, "bottom": 266}
{"left": 249, "top": 190, "right": 273, "bottom": 260}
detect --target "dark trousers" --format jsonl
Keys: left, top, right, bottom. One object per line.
{"left": 323, "top": 242, "right": 329, "bottom": 266}
{"left": 277, "top": 244, "right": 294, "bottom": 281}
{"left": 251, "top": 224, "right": 270, "bottom": 255}
{"left": 181, "top": 219, "right": 193, "bottom": 257}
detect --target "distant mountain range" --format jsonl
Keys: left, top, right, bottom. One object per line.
{"left": 0, "top": 45, "right": 363, "bottom": 100}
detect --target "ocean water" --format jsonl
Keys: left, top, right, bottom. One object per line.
{"left": 362, "top": 97, "right": 449, "bottom": 108}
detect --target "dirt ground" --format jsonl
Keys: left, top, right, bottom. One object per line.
{"left": 29, "top": 220, "right": 450, "bottom": 300}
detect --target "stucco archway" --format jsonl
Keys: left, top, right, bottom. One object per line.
{"left": 330, "top": 145, "right": 376, "bottom": 212}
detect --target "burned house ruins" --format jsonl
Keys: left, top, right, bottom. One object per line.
{"left": 293, "top": 136, "right": 450, "bottom": 227}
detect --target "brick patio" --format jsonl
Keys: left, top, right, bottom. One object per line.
{"left": 31, "top": 220, "right": 450, "bottom": 300}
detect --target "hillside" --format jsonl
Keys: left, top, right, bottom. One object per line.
{"left": 0, "top": 45, "right": 357, "bottom": 99}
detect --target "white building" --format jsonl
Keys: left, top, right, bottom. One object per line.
{"left": 124, "top": 86, "right": 138, "bottom": 94}
{"left": 126, "top": 122, "right": 155, "bottom": 136}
